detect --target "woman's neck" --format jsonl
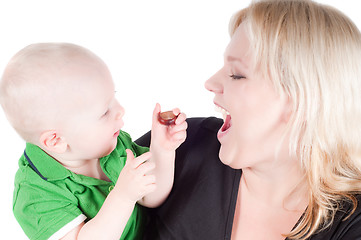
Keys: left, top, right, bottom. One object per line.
{"left": 231, "top": 159, "right": 308, "bottom": 240}
{"left": 241, "top": 158, "right": 308, "bottom": 211}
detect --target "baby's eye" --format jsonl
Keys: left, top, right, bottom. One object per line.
{"left": 102, "top": 110, "right": 109, "bottom": 117}
{"left": 229, "top": 74, "right": 246, "bottom": 80}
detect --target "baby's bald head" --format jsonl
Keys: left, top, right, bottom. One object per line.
{"left": 0, "top": 43, "right": 111, "bottom": 143}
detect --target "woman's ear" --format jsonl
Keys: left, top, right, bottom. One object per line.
{"left": 280, "top": 92, "right": 293, "bottom": 122}
{"left": 39, "top": 130, "right": 67, "bottom": 154}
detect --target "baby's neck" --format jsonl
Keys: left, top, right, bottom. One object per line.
{"left": 64, "top": 158, "right": 110, "bottom": 182}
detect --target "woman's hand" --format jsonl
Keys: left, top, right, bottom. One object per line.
{"left": 151, "top": 103, "right": 187, "bottom": 152}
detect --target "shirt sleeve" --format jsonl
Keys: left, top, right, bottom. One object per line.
{"left": 48, "top": 214, "right": 86, "bottom": 240}
{"left": 132, "top": 140, "right": 150, "bottom": 157}
{"left": 308, "top": 195, "right": 361, "bottom": 239}
{"left": 334, "top": 205, "right": 361, "bottom": 239}
{"left": 13, "top": 181, "right": 84, "bottom": 240}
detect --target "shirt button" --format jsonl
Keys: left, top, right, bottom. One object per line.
{"left": 108, "top": 185, "right": 114, "bottom": 192}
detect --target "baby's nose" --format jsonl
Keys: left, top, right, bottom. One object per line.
{"left": 115, "top": 105, "right": 125, "bottom": 120}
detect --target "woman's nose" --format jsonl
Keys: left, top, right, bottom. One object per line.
{"left": 204, "top": 70, "right": 224, "bottom": 94}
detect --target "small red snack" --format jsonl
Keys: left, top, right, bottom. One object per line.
{"left": 158, "top": 111, "right": 178, "bottom": 125}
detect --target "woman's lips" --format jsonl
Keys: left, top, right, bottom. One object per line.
{"left": 214, "top": 104, "right": 231, "bottom": 140}
{"left": 221, "top": 114, "right": 232, "bottom": 132}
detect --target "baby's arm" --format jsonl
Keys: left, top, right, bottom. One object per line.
{"left": 138, "top": 103, "right": 187, "bottom": 208}
{"left": 60, "top": 150, "right": 155, "bottom": 240}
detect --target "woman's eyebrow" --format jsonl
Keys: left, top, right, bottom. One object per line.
{"left": 226, "top": 55, "right": 248, "bottom": 69}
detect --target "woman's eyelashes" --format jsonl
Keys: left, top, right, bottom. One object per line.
{"left": 229, "top": 74, "right": 246, "bottom": 80}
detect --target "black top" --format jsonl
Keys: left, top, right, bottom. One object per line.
{"left": 136, "top": 117, "right": 361, "bottom": 240}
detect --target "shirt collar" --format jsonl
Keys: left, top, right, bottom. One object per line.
{"left": 24, "top": 143, "right": 71, "bottom": 181}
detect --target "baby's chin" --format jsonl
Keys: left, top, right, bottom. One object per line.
{"left": 99, "top": 141, "right": 117, "bottom": 158}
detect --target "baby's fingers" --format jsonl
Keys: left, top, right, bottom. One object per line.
{"left": 142, "top": 174, "right": 156, "bottom": 186}
{"left": 137, "top": 175, "right": 157, "bottom": 198}
{"left": 136, "top": 161, "right": 156, "bottom": 176}
{"left": 126, "top": 150, "right": 152, "bottom": 169}
{"left": 141, "top": 181, "right": 157, "bottom": 196}
{"left": 125, "top": 149, "right": 135, "bottom": 162}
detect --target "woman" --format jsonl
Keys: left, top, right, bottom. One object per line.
{"left": 205, "top": 0, "right": 361, "bottom": 238}
{"left": 140, "top": 0, "right": 361, "bottom": 239}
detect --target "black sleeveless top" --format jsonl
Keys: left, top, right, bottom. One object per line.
{"left": 136, "top": 117, "right": 361, "bottom": 240}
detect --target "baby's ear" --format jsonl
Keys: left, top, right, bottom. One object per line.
{"left": 39, "top": 130, "right": 67, "bottom": 154}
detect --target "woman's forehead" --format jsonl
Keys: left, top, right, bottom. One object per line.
{"left": 224, "top": 24, "right": 253, "bottom": 67}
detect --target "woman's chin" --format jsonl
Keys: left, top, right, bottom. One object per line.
{"left": 219, "top": 148, "right": 233, "bottom": 168}
{"left": 219, "top": 146, "right": 243, "bottom": 169}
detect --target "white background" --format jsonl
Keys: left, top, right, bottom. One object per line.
{"left": 0, "top": 1, "right": 359, "bottom": 238}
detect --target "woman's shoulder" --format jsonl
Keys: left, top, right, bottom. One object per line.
{"left": 186, "top": 116, "right": 223, "bottom": 131}
{"left": 310, "top": 194, "right": 361, "bottom": 239}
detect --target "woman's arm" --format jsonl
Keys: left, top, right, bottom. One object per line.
{"left": 138, "top": 103, "right": 187, "bottom": 208}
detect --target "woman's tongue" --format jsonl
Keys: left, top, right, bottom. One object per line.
{"left": 221, "top": 114, "right": 232, "bottom": 132}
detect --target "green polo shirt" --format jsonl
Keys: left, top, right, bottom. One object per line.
{"left": 13, "top": 130, "right": 149, "bottom": 240}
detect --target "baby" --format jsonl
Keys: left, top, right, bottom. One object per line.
{"left": 0, "top": 43, "right": 187, "bottom": 239}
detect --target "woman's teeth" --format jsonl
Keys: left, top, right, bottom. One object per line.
{"left": 215, "top": 105, "right": 230, "bottom": 120}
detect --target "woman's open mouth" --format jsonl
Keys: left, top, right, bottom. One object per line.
{"left": 215, "top": 104, "right": 232, "bottom": 138}
{"left": 222, "top": 114, "right": 232, "bottom": 132}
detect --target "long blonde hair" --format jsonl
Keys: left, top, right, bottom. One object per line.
{"left": 229, "top": 0, "right": 361, "bottom": 238}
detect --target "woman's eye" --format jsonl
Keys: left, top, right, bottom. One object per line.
{"left": 229, "top": 74, "right": 245, "bottom": 80}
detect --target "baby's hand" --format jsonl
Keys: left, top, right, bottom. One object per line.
{"left": 151, "top": 103, "right": 187, "bottom": 152}
{"left": 114, "top": 149, "right": 156, "bottom": 203}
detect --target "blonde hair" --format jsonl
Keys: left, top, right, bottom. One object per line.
{"left": 230, "top": 0, "right": 361, "bottom": 239}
